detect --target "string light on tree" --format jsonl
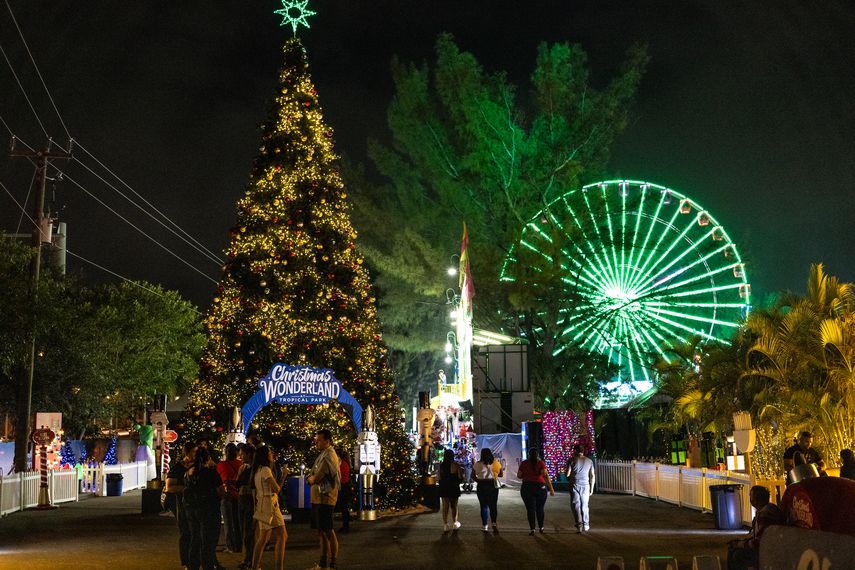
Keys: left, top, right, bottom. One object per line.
{"left": 184, "top": 37, "right": 416, "bottom": 509}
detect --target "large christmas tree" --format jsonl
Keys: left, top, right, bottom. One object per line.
{"left": 186, "top": 38, "right": 415, "bottom": 509}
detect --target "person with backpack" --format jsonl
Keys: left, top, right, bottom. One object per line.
{"left": 165, "top": 441, "right": 197, "bottom": 570}
{"left": 251, "top": 445, "right": 288, "bottom": 570}
{"left": 184, "top": 446, "right": 226, "bottom": 570}
{"left": 235, "top": 444, "right": 256, "bottom": 570}
{"left": 217, "top": 443, "right": 243, "bottom": 553}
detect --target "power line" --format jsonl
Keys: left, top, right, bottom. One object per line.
{"left": 14, "top": 167, "right": 37, "bottom": 235}
{"left": 0, "top": 39, "right": 49, "bottom": 140}
{"left": 2, "top": 177, "right": 203, "bottom": 314}
{"left": 0, "top": 176, "right": 36, "bottom": 228}
{"left": 55, "top": 167, "right": 219, "bottom": 285}
{"left": 66, "top": 249, "right": 202, "bottom": 315}
{"left": 4, "top": 0, "right": 71, "bottom": 140}
{"left": 74, "top": 140, "right": 223, "bottom": 263}
{"left": 71, "top": 151, "right": 223, "bottom": 265}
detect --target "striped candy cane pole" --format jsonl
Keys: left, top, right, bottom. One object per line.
{"left": 161, "top": 441, "right": 170, "bottom": 477}
{"left": 36, "top": 444, "right": 52, "bottom": 508}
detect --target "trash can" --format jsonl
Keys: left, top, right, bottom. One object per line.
{"left": 709, "top": 483, "right": 743, "bottom": 529}
{"left": 106, "top": 473, "right": 124, "bottom": 497}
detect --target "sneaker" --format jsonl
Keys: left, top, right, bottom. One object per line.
{"left": 453, "top": 521, "right": 461, "bottom": 530}
{"left": 443, "top": 523, "right": 450, "bottom": 532}
{"left": 539, "top": 527, "right": 544, "bottom": 534}
{"left": 492, "top": 523, "right": 499, "bottom": 533}
{"left": 583, "top": 525, "right": 590, "bottom": 531}
{"left": 529, "top": 530, "right": 535, "bottom": 536}
{"left": 482, "top": 524, "right": 489, "bottom": 532}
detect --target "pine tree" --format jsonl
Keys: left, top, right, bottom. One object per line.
{"left": 186, "top": 38, "right": 415, "bottom": 509}
{"left": 104, "top": 435, "right": 117, "bottom": 465}
{"left": 59, "top": 440, "right": 76, "bottom": 468}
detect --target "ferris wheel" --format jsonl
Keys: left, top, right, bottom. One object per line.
{"left": 500, "top": 180, "right": 751, "bottom": 401}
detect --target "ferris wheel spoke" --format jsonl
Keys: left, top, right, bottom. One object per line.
{"left": 560, "top": 198, "right": 620, "bottom": 291}
{"left": 646, "top": 262, "right": 740, "bottom": 298}
{"left": 651, "top": 306, "right": 741, "bottom": 329}
{"left": 624, "top": 183, "right": 649, "bottom": 287}
{"left": 627, "top": 204, "right": 683, "bottom": 294}
{"left": 580, "top": 190, "right": 621, "bottom": 288}
{"left": 636, "top": 243, "right": 731, "bottom": 296}
{"left": 638, "top": 228, "right": 717, "bottom": 292}
{"left": 600, "top": 184, "right": 623, "bottom": 290}
{"left": 643, "top": 310, "right": 724, "bottom": 343}
{"left": 644, "top": 301, "right": 747, "bottom": 309}
{"left": 656, "top": 282, "right": 745, "bottom": 300}
{"left": 624, "top": 321, "right": 653, "bottom": 382}
{"left": 560, "top": 258, "right": 610, "bottom": 293}
{"left": 628, "top": 209, "right": 701, "bottom": 293}
{"left": 620, "top": 183, "right": 628, "bottom": 289}
{"left": 628, "top": 186, "right": 668, "bottom": 292}
{"left": 636, "top": 305, "right": 693, "bottom": 343}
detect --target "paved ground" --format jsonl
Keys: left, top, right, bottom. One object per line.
{"left": 0, "top": 487, "right": 742, "bottom": 569}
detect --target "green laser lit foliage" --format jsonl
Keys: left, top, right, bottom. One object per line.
{"left": 500, "top": 180, "right": 751, "bottom": 408}
{"left": 274, "top": 0, "right": 316, "bottom": 35}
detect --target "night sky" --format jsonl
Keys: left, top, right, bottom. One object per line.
{"left": 1, "top": 0, "right": 853, "bottom": 310}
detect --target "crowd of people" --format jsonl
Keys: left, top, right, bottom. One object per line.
{"left": 435, "top": 444, "right": 594, "bottom": 535}
{"left": 163, "top": 430, "right": 351, "bottom": 570}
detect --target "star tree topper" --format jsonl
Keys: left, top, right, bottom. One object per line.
{"left": 274, "top": 0, "right": 316, "bottom": 35}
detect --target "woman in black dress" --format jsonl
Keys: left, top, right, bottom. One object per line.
{"left": 437, "top": 448, "right": 462, "bottom": 531}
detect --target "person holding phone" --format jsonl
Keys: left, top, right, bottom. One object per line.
{"left": 251, "top": 446, "right": 288, "bottom": 570}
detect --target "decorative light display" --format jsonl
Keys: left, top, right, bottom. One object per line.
{"left": 501, "top": 180, "right": 751, "bottom": 407}
{"left": 185, "top": 38, "right": 416, "bottom": 509}
{"left": 59, "top": 440, "right": 75, "bottom": 469}
{"left": 104, "top": 435, "right": 118, "bottom": 466}
{"left": 274, "top": 0, "right": 316, "bottom": 35}
{"left": 542, "top": 410, "right": 596, "bottom": 479}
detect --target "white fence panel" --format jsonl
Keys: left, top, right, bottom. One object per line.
{"left": 595, "top": 461, "right": 635, "bottom": 494}
{"left": 657, "top": 465, "right": 681, "bottom": 505}
{"left": 634, "top": 462, "right": 658, "bottom": 498}
{"left": 594, "top": 460, "right": 772, "bottom": 526}
{"left": 80, "top": 464, "right": 101, "bottom": 494}
{"left": 0, "top": 473, "right": 22, "bottom": 516}
{"left": 680, "top": 467, "right": 705, "bottom": 510}
{"left": 50, "top": 469, "right": 78, "bottom": 504}
{"left": 21, "top": 472, "right": 40, "bottom": 509}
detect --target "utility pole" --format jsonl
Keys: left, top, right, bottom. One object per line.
{"left": 9, "top": 137, "right": 72, "bottom": 473}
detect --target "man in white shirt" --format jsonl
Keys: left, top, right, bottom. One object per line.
{"left": 566, "top": 444, "right": 595, "bottom": 532}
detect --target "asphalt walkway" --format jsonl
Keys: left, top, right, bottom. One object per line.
{"left": 0, "top": 487, "right": 742, "bottom": 569}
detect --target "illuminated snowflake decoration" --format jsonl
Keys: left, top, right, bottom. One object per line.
{"left": 274, "top": 0, "right": 316, "bottom": 35}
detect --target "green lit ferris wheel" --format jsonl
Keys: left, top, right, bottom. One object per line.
{"left": 500, "top": 180, "right": 751, "bottom": 403}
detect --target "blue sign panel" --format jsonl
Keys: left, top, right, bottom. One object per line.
{"left": 241, "top": 363, "right": 363, "bottom": 433}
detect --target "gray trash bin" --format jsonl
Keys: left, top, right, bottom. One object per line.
{"left": 709, "top": 483, "right": 743, "bottom": 529}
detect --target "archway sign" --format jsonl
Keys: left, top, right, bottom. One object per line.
{"left": 240, "top": 363, "right": 363, "bottom": 434}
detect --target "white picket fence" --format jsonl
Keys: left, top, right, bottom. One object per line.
{"left": 0, "top": 460, "right": 148, "bottom": 516}
{"left": 81, "top": 460, "right": 149, "bottom": 497}
{"left": 595, "top": 460, "right": 786, "bottom": 526}
{"left": 0, "top": 469, "right": 79, "bottom": 516}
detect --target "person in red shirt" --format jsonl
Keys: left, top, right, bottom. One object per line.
{"left": 516, "top": 448, "right": 555, "bottom": 535}
{"left": 337, "top": 450, "right": 352, "bottom": 532}
{"left": 216, "top": 443, "right": 243, "bottom": 553}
